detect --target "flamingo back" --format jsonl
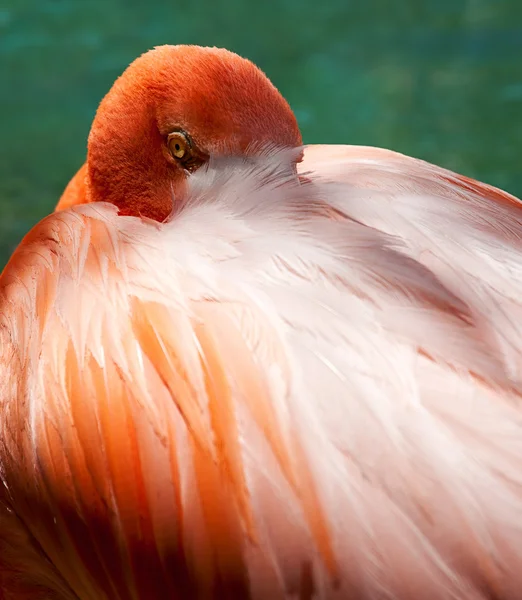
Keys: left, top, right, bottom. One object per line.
{"left": 1, "top": 148, "right": 522, "bottom": 598}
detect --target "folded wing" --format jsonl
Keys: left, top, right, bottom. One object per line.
{"left": 2, "top": 148, "right": 522, "bottom": 599}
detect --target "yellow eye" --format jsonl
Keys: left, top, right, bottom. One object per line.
{"left": 167, "top": 131, "right": 189, "bottom": 159}
{"left": 166, "top": 130, "right": 209, "bottom": 173}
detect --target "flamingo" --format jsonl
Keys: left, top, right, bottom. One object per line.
{"left": 1, "top": 44, "right": 522, "bottom": 600}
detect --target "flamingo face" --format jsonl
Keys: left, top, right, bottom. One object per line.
{"left": 82, "top": 45, "right": 302, "bottom": 221}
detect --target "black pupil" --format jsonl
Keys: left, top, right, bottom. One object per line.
{"left": 175, "top": 144, "right": 180, "bottom": 151}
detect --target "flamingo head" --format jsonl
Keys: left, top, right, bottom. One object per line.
{"left": 82, "top": 44, "right": 302, "bottom": 221}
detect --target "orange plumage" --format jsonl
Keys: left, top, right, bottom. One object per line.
{"left": 2, "top": 45, "right": 522, "bottom": 600}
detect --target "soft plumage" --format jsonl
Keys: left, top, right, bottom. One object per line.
{"left": 56, "top": 45, "right": 302, "bottom": 221}
{"left": 2, "top": 145, "right": 522, "bottom": 599}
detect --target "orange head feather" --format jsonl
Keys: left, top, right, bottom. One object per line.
{"left": 57, "top": 45, "right": 302, "bottom": 221}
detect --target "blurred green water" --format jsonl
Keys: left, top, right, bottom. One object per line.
{"left": 1, "top": 0, "right": 521, "bottom": 266}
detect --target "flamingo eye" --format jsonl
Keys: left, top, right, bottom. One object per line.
{"left": 166, "top": 129, "right": 209, "bottom": 172}
{"left": 167, "top": 131, "right": 189, "bottom": 159}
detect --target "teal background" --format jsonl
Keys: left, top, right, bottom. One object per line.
{"left": 1, "top": 0, "right": 521, "bottom": 266}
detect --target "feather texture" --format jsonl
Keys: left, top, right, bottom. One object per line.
{"left": 2, "top": 145, "right": 522, "bottom": 598}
